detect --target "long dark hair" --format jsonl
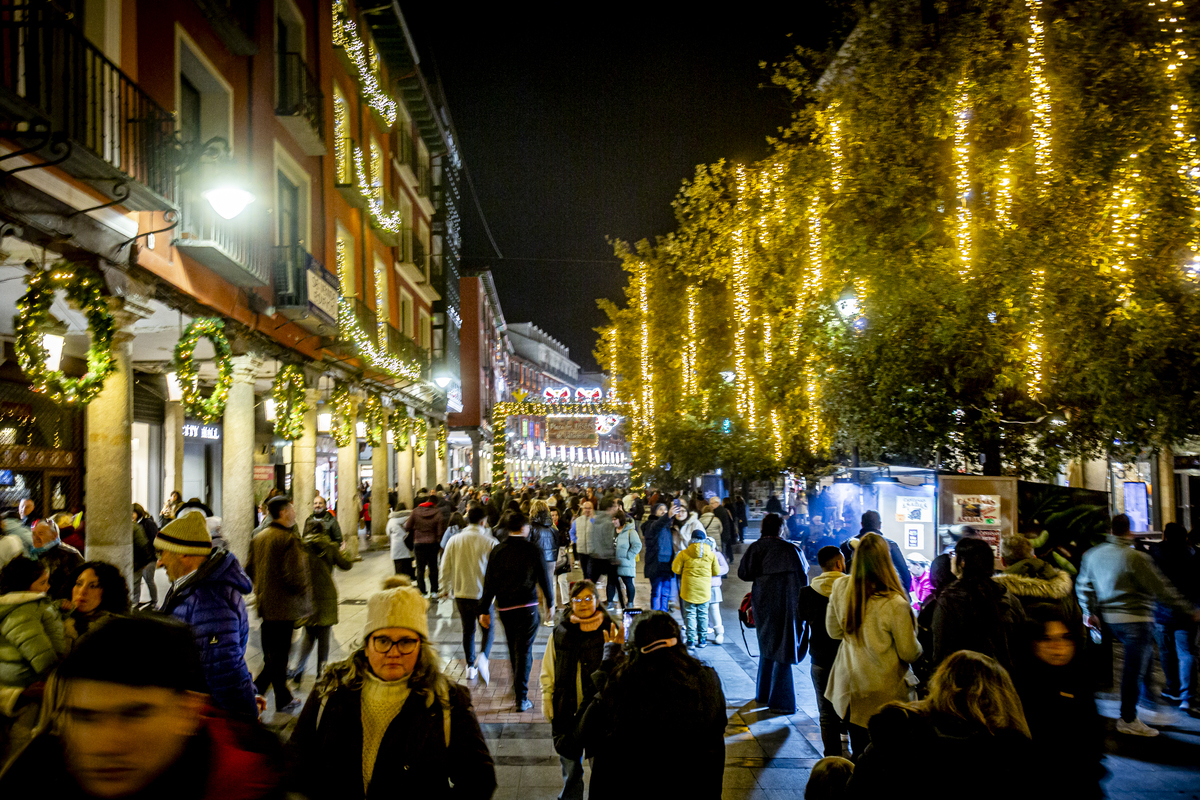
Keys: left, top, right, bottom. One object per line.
{"left": 607, "top": 612, "right": 711, "bottom": 710}
{"left": 71, "top": 561, "right": 132, "bottom": 615}
{"left": 0, "top": 556, "right": 47, "bottom": 594}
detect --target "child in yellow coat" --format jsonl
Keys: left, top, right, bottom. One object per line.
{"left": 672, "top": 529, "right": 721, "bottom": 648}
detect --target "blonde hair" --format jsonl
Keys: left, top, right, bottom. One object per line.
{"left": 906, "top": 650, "right": 1030, "bottom": 737}
{"left": 530, "top": 499, "right": 550, "bottom": 518}
{"left": 843, "top": 533, "right": 906, "bottom": 638}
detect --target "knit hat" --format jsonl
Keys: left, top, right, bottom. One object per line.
{"left": 364, "top": 576, "right": 429, "bottom": 640}
{"left": 691, "top": 529, "right": 708, "bottom": 542}
{"left": 154, "top": 513, "right": 212, "bottom": 556}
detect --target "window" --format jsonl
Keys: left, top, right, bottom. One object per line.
{"left": 278, "top": 170, "right": 299, "bottom": 247}
{"left": 370, "top": 136, "right": 384, "bottom": 204}
{"left": 275, "top": 0, "right": 305, "bottom": 108}
{"left": 179, "top": 76, "right": 201, "bottom": 145}
{"left": 333, "top": 85, "right": 351, "bottom": 184}
{"left": 419, "top": 309, "right": 430, "bottom": 350}
{"left": 273, "top": 141, "right": 312, "bottom": 249}
{"left": 177, "top": 31, "right": 232, "bottom": 149}
{"left": 400, "top": 288, "right": 414, "bottom": 337}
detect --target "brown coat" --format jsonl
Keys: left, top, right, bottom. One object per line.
{"left": 246, "top": 522, "right": 312, "bottom": 622}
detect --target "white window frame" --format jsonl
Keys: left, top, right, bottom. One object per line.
{"left": 273, "top": 140, "right": 313, "bottom": 248}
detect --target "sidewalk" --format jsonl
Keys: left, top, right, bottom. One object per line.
{"left": 230, "top": 530, "right": 1200, "bottom": 799}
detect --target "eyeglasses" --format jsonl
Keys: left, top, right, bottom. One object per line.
{"left": 570, "top": 595, "right": 597, "bottom": 605}
{"left": 370, "top": 635, "right": 421, "bottom": 655}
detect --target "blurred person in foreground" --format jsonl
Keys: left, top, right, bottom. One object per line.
{"left": 0, "top": 615, "right": 286, "bottom": 799}
{"left": 289, "top": 576, "right": 495, "bottom": 799}
{"left": 847, "top": 651, "right": 1036, "bottom": 800}
{"left": 578, "top": 611, "right": 725, "bottom": 798}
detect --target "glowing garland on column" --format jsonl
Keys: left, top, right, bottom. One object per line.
{"left": 954, "top": 84, "right": 973, "bottom": 276}
{"left": 996, "top": 156, "right": 1013, "bottom": 229}
{"left": 827, "top": 112, "right": 844, "bottom": 193}
{"left": 1109, "top": 154, "right": 1143, "bottom": 306}
{"left": 1155, "top": 0, "right": 1200, "bottom": 277}
{"left": 683, "top": 285, "right": 697, "bottom": 396}
{"left": 1027, "top": 0, "right": 1052, "bottom": 188}
{"left": 639, "top": 261, "right": 654, "bottom": 466}
{"left": 733, "top": 168, "right": 756, "bottom": 429}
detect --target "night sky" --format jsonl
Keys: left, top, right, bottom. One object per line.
{"left": 401, "top": 5, "right": 850, "bottom": 370}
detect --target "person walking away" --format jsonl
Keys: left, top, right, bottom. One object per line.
{"left": 64, "top": 561, "right": 130, "bottom": 648}
{"left": 737, "top": 513, "right": 807, "bottom": 713}
{"left": 289, "top": 576, "right": 496, "bottom": 799}
{"left": 440, "top": 506, "right": 497, "bottom": 682}
{"left": 131, "top": 504, "right": 160, "bottom": 607}
{"left": 387, "top": 502, "right": 413, "bottom": 577}
{"left": 539, "top": 580, "right": 612, "bottom": 800}
{"left": 931, "top": 537, "right": 1024, "bottom": 674}
{"left": 734, "top": 494, "right": 748, "bottom": 543}
{"left": 578, "top": 612, "right": 725, "bottom": 798}
{"left": 614, "top": 510, "right": 643, "bottom": 608}
{"left": 156, "top": 512, "right": 257, "bottom": 717}
{"left": 0, "top": 556, "right": 66, "bottom": 761}
{"left": 528, "top": 501, "right": 560, "bottom": 623}
{"left": 477, "top": 512, "right": 552, "bottom": 711}
{"left": 825, "top": 532, "right": 921, "bottom": 757}
{"left": 571, "top": 499, "right": 595, "bottom": 582}
{"left": 1148, "top": 521, "right": 1200, "bottom": 716}
{"left": 588, "top": 497, "right": 621, "bottom": 608}
{"left": 1077, "top": 513, "right": 1199, "bottom": 735}
{"left": 246, "top": 495, "right": 312, "bottom": 715}
{"left": 405, "top": 493, "right": 447, "bottom": 597}
{"left": 672, "top": 528, "right": 720, "bottom": 649}
{"left": 643, "top": 503, "right": 674, "bottom": 612}
{"left": 1015, "top": 603, "right": 1105, "bottom": 799}
{"left": 702, "top": 528, "right": 730, "bottom": 644}
{"left": 0, "top": 616, "right": 288, "bottom": 800}
{"left": 439, "top": 511, "right": 468, "bottom": 550}
{"left": 799, "top": 545, "right": 846, "bottom": 757}
{"left": 855, "top": 511, "right": 912, "bottom": 601}
{"left": 847, "top": 651, "right": 1034, "bottom": 800}
{"left": 290, "top": 517, "right": 353, "bottom": 683}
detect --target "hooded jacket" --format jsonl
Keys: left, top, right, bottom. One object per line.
{"left": 931, "top": 577, "right": 1024, "bottom": 672}
{"left": 671, "top": 539, "right": 720, "bottom": 604}
{"left": 613, "top": 522, "right": 643, "bottom": 577}
{"left": 386, "top": 509, "right": 412, "bottom": 560}
{"left": 0, "top": 591, "right": 66, "bottom": 687}
{"left": 799, "top": 570, "right": 843, "bottom": 668}
{"left": 404, "top": 502, "right": 446, "bottom": 546}
{"left": 993, "top": 559, "right": 1075, "bottom": 614}
{"left": 161, "top": 550, "right": 257, "bottom": 716}
{"left": 642, "top": 514, "right": 673, "bottom": 579}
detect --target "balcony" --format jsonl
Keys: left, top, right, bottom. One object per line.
{"left": 412, "top": 236, "right": 427, "bottom": 279}
{"left": 276, "top": 52, "right": 324, "bottom": 156}
{"left": 190, "top": 0, "right": 257, "bottom": 56}
{"left": 342, "top": 295, "right": 378, "bottom": 344}
{"left": 334, "top": 137, "right": 367, "bottom": 209}
{"left": 386, "top": 324, "right": 429, "bottom": 378}
{"left": 0, "top": 2, "right": 176, "bottom": 210}
{"left": 273, "top": 244, "right": 339, "bottom": 335}
{"left": 394, "top": 123, "right": 416, "bottom": 184}
{"left": 174, "top": 189, "right": 269, "bottom": 286}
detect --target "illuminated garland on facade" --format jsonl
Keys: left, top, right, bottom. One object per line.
{"left": 174, "top": 318, "right": 233, "bottom": 424}
{"left": 361, "top": 392, "right": 385, "bottom": 447}
{"left": 16, "top": 263, "right": 116, "bottom": 406}
{"left": 1027, "top": 0, "right": 1052, "bottom": 189}
{"left": 335, "top": 240, "right": 423, "bottom": 381}
{"left": 332, "top": 3, "right": 398, "bottom": 126}
{"left": 954, "top": 84, "right": 973, "bottom": 276}
{"left": 489, "top": 400, "right": 629, "bottom": 483}
{"left": 390, "top": 405, "right": 409, "bottom": 452}
{"left": 330, "top": 383, "right": 356, "bottom": 447}
{"left": 437, "top": 424, "right": 447, "bottom": 460}
{"left": 271, "top": 364, "right": 309, "bottom": 441}
{"left": 683, "top": 285, "right": 697, "bottom": 396}
{"left": 733, "top": 168, "right": 756, "bottom": 428}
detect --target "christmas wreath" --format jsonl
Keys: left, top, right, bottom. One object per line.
{"left": 272, "top": 364, "right": 309, "bottom": 441}
{"left": 330, "top": 383, "right": 356, "bottom": 448}
{"left": 390, "top": 405, "right": 409, "bottom": 452}
{"left": 362, "top": 393, "right": 385, "bottom": 447}
{"left": 174, "top": 318, "right": 233, "bottom": 423}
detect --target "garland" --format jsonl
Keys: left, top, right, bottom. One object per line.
{"left": 272, "top": 364, "right": 309, "bottom": 441}
{"left": 15, "top": 263, "right": 116, "bottom": 405}
{"left": 390, "top": 405, "right": 409, "bottom": 452}
{"left": 173, "top": 318, "right": 233, "bottom": 423}
{"left": 436, "top": 424, "right": 447, "bottom": 460}
{"left": 362, "top": 393, "right": 385, "bottom": 447}
{"left": 330, "top": 383, "right": 356, "bottom": 447}
{"left": 413, "top": 416, "right": 427, "bottom": 456}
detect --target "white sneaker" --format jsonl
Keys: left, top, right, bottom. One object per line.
{"left": 714, "top": 631, "right": 725, "bottom": 645}
{"left": 467, "top": 666, "right": 478, "bottom": 681}
{"left": 1116, "top": 717, "right": 1159, "bottom": 737}
{"left": 476, "top": 653, "right": 490, "bottom": 685}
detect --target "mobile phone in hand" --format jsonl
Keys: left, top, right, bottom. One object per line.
{"left": 622, "top": 607, "right": 642, "bottom": 641}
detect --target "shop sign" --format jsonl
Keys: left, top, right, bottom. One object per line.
{"left": 895, "top": 496, "right": 931, "bottom": 523}
{"left": 952, "top": 494, "right": 999, "bottom": 526}
{"left": 547, "top": 415, "right": 598, "bottom": 447}
{"left": 306, "top": 262, "right": 340, "bottom": 326}
{"left": 253, "top": 465, "right": 275, "bottom": 481}
{"left": 183, "top": 422, "right": 221, "bottom": 441}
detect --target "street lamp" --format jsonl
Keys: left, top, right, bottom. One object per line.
{"left": 203, "top": 185, "right": 255, "bottom": 220}
{"left": 433, "top": 365, "right": 453, "bottom": 389}
{"left": 180, "top": 136, "right": 254, "bottom": 220}
{"left": 836, "top": 286, "right": 860, "bottom": 318}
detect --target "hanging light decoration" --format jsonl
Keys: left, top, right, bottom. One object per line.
{"left": 953, "top": 83, "right": 973, "bottom": 276}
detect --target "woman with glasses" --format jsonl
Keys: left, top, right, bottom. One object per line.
{"left": 538, "top": 580, "right": 613, "bottom": 800}
{"left": 290, "top": 576, "right": 496, "bottom": 799}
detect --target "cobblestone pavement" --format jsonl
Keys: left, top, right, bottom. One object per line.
{"left": 146, "top": 528, "right": 1200, "bottom": 799}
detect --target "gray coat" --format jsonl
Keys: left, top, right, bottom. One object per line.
{"left": 246, "top": 522, "right": 313, "bottom": 622}
{"left": 614, "top": 523, "right": 643, "bottom": 577}
{"left": 589, "top": 516, "right": 617, "bottom": 561}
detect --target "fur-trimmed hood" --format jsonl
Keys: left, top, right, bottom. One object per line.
{"left": 993, "top": 569, "right": 1073, "bottom": 600}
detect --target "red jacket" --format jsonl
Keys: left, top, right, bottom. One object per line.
{"left": 404, "top": 502, "right": 446, "bottom": 545}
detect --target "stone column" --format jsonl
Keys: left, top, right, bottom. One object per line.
{"left": 337, "top": 395, "right": 361, "bottom": 560}
{"left": 221, "top": 355, "right": 261, "bottom": 565}
{"left": 86, "top": 309, "right": 138, "bottom": 587}
{"left": 371, "top": 442, "right": 388, "bottom": 542}
{"left": 396, "top": 424, "right": 414, "bottom": 509}
{"left": 1158, "top": 445, "right": 1176, "bottom": 526}
{"left": 163, "top": 400, "right": 184, "bottom": 501}
{"left": 290, "top": 387, "right": 321, "bottom": 511}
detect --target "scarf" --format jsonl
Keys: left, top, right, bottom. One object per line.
{"left": 570, "top": 610, "right": 605, "bottom": 632}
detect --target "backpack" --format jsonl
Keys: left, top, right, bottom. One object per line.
{"left": 738, "top": 591, "right": 755, "bottom": 655}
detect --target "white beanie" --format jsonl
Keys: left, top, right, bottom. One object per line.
{"left": 363, "top": 576, "right": 429, "bottom": 640}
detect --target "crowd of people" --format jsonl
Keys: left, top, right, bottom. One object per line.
{"left": 0, "top": 477, "right": 1197, "bottom": 799}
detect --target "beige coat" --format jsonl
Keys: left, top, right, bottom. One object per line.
{"left": 824, "top": 575, "right": 922, "bottom": 728}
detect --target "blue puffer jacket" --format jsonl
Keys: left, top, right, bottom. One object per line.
{"left": 642, "top": 515, "right": 674, "bottom": 580}
{"left": 161, "top": 549, "right": 256, "bottom": 716}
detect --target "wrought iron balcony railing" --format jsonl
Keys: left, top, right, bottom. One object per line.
{"left": 273, "top": 244, "right": 338, "bottom": 329}
{"left": 276, "top": 52, "right": 324, "bottom": 155}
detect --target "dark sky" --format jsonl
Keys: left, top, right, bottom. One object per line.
{"left": 401, "top": 5, "right": 848, "bottom": 370}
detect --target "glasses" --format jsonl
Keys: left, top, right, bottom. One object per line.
{"left": 370, "top": 635, "right": 421, "bottom": 655}
{"left": 570, "top": 595, "right": 597, "bottom": 605}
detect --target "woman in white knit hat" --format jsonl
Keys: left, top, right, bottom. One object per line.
{"left": 289, "top": 575, "right": 495, "bottom": 799}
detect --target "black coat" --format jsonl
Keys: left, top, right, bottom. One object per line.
{"left": 642, "top": 515, "right": 674, "bottom": 579}
{"left": 932, "top": 577, "right": 1024, "bottom": 673}
{"left": 290, "top": 679, "right": 495, "bottom": 800}
{"left": 738, "top": 536, "right": 807, "bottom": 663}
{"left": 1017, "top": 658, "right": 1105, "bottom": 800}
{"left": 549, "top": 610, "right": 612, "bottom": 755}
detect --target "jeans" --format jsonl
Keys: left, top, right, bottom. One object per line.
{"left": 1155, "top": 619, "right": 1198, "bottom": 703}
{"left": 255, "top": 620, "right": 295, "bottom": 709}
{"left": 619, "top": 576, "right": 636, "bottom": 605}
{"left": 293, "top": 625, "right": 331, "bottom": 677}
{"left": 414, "top": 543, "right": 440, "bottom": 594}
{"left": 683, "top": 600, "right": 709, "bottom": 645}
{"left": 393, "top": 558, "right": 414, "bottom": 578}
{"left": 456, "top": 597, "right": 496, "bottom": 665}
{"left": 588, "top": 559, "right": 619, "bottom": 604}
{"left": 1109, "top": 620, "right": 1155, "bottom": 721}
{"left": 558, "top": 753, "right": 585, "bottom": 800}
{"left": 543, "top": 561, "right": 558, "bottom": 609}
{"left": 498, "top": 606, "right": 539, "bottom": 702}
{"left": 133, "top": 562, "right": 158, "bottom": 606}
{"left": 649, "top": 575, "right": 672, "bottom": 611}
{"left": 810, "top": 662, "right": 843, "bottom": 757}
{"left": 722, "top": 534, "right": 735, "bottom": 562}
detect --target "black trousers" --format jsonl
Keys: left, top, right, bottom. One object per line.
{"left": 393, "top": 558, "right": 415, "bottom": 578}
{"left": 255, "top": 620, "right": 295, "bottom": 709}
{"left": 413, "top": 543, "right": 440, "bottom": 593}
{"left": 498, "top": 606, "right": 539, "bottom": 702}
{"left": 588, "top": 558, "right": 620, "bottom": 604}
{"left": 455, "top": 597, "right": 496, "bottom": 664}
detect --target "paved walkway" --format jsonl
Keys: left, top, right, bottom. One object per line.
{"left": 192, "top": 530, "right": 1200, "bottom": 799}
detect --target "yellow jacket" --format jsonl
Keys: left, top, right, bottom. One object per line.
{"left": 671, "top": 540, "right": 720, "bottom": 605}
